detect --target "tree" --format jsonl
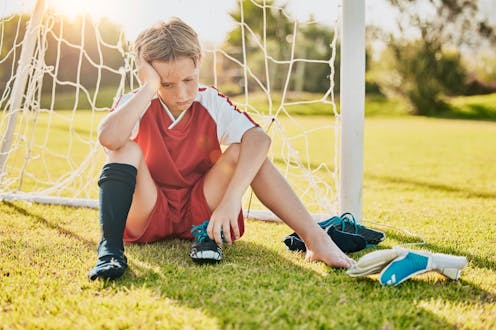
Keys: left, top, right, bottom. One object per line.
{"left": 379, "top": 0, "right": 495, "bottom": 115}
{"left": 222, "top": 0, "right": 293, "bottom": 93}
{"left": 0, "top": 14, "right": 30, "bottom": 94}
{"left": 293, "top": 17, "right": 339, "bottom": 94}
{"left": 41, "top": 12, "right": 127, "bottom": 93}
{"left": 221, "top": 0, "right": 339, "bottom": 95}
{"left": 391, "top": 40, "right": 466, "bottom": 115}
{"left": 0, "top": 13, "right": 128, "bottom": 109}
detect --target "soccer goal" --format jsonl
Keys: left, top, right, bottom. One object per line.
{"left": 0, "top": 0, "right": 365, "bottom": 222}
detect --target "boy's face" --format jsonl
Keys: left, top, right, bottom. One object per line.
{"left": 152, "top": 56, "right": 199, "bottom": 116}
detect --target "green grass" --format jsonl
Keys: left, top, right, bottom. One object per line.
{"left": 231, "top": 91, "right": 411, "bottom": 117}
{"left": 39, "top": 85, "right": 121, "bottom": 110}
{"left": 29, "top": 88, "right": 496, "bottom": 119}
{"left": 0, "top": 109, "right": 106, "bottom": 199}
{"left": 1, "top": 95, "right": 496, "bottom": 329}
{"left": 443, "top": 93, "right": 496, "bottom": 120}
{"left": 233, "top": 91, "right": 496, "bottom": 119}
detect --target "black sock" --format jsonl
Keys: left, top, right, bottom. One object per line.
{"left": 88, "top": 163, "right": 137, "bottom": 281}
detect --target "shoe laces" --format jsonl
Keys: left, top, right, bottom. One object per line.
{"left": 339, "top": 212, "right": 360, "bottom": 234}
{"left": 191, "top": 221, "right": 211, "bottom": 243}
{"left": 191, "top": 220, "right": 227, "bottom": 244}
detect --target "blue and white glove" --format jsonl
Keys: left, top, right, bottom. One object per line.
{"left": 347, "top": 247, "right": 467, "bottom": 286}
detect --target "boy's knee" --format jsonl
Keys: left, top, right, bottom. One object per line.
{"left": 106, "top": 140, "right": 143, "bottom": 168}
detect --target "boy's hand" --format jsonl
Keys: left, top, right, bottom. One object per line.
{"left": 137, "top": 54, "right": 161, "bottom": 92}
{"left": 207, "top": 198, "right": 242, "bottom": 246}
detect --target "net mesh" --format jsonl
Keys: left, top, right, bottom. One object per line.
{"left": 0, "top": 0, "right": 341, "bottom": 217}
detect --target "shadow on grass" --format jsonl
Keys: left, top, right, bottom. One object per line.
{"left": 287, "top": 163, "right": 495, "bottom": 200}
{"left": 433, "top": 104, "right": 496, "bottom": 122}
{"left": 365, "top": 173, "right": 496, "bottom": 200}
{"left": 382, "top": 230, "right": 496, "bottom": 271}
{"left": 3, "top": 201, "right": 493, "bottom": 328}
{"left": 2, "top": 201, "right": 95, "bottom": 249}
{"left": 113, "top": 237, "right": 491, "bottom": 328}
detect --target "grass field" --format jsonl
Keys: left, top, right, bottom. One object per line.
{"left": 1, "top": 95, "right": 495, "bottom": 329}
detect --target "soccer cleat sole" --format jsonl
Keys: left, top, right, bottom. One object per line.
{"left": 190, "top": 250, "right": 222, "bottom": 263}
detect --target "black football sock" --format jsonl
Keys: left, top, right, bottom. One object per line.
{"left": 88, "top": 163, "right": 137, "bottom": 281}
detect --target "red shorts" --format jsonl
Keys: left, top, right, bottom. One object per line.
{"left": 123, "top": 176, "right": 245, "bottom": 243}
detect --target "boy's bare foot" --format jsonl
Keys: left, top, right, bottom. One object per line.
{"left": 304, "top": 229, "right": 356, "bottom": 268}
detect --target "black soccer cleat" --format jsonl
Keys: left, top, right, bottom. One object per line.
{"left": 283, "top": 226, "right": 366, "bottom": 253}
{"left": 318, "top": 213, "right": 385, "bottom": 245}
{"left": 190, "top": 221, "right": 223, "bottom": 263}
{"left": 88, "top": 254, "right": 128, "bottom": 281}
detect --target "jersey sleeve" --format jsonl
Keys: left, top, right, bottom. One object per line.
{"left": 201, "top": 87, "right": 258, "bottom": 145}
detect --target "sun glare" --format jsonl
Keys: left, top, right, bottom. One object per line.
{"left": 47, "top": 0, "right": 108, "bottom": 21}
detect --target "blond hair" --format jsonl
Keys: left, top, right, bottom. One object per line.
{"left": 134, "top": 17, "right": 201, "bottom": 66}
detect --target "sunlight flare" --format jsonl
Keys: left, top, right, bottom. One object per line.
{"left": 46, "top": 0, "right": 110, "bottom": 20}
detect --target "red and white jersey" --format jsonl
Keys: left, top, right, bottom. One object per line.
{"left": 113, "top": 85, "right": 258, "bottom": 219}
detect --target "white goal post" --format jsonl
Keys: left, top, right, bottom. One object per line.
{"left": 339, "top": 0, "right": 365, "bottom": 222}
{"left": 0, "top": 0, "right": 365, "bottom": 223}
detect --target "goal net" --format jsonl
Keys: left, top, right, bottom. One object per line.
{"left": 0, "top": 0, "right": 362, "bottom": 220}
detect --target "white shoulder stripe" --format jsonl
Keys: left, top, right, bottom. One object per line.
{"left": 196, "top": 86, "right": 256, "bottom": 145}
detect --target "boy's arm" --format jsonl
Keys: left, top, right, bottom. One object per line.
{"left": 98, "top": 57, "right": 160, "bottom": 150}
{"left": 207, "top": 126, "right": 271, "bottom": 245}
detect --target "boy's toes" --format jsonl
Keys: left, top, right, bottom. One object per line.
{"left": 305, "top": 249, "right": 356, "bottom": 269}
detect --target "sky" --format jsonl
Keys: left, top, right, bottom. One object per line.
{"left": 2, "top": 0, "right": 494, "bottom": 48}
{"left": 1, "top": 0, "right": 399, "bottom": 44}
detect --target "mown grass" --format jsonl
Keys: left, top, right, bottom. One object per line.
{"left": 0, "top": 108, "right": 106, "bottom": 199}
{"left": 1, "top": 94, "right": 495, "bottom": 329}
{"left": 442, "top": 93, "right": 496, "bottom": 120}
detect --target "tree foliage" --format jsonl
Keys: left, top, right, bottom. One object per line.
{"left": 0, "top": 13, "right": 127, "bottom": 108}
{"left": 380, "top": 0, "right": 495, "bottom": 115}
{"left": 389, "top": 40, "right": 466, "bottom": 115}
{"left": 221, "top": 0, "right": 338, "bottom": 95}
{"left": 0, "top": 14, "right": 30, "bottom": 93}
{"left": 42, "top": 13, "right": 127, "bottom": 92}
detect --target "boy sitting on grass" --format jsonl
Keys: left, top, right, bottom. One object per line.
{"left": 89, "top": 17, "right": 355, "bottom": 281}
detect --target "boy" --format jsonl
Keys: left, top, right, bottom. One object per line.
{"left": 89, "top": 17, "right": 355, "bottom": 281}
